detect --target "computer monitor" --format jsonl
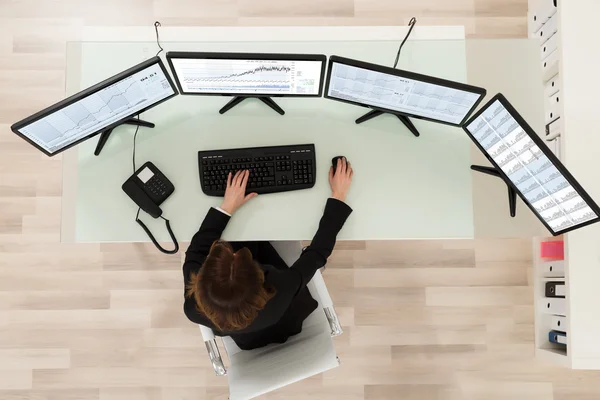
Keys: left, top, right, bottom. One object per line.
{"left": 463, "top": 93, "right": 600, "bottom": 235}
{"left": 11, "top": 56, "right": 178, "bottom": 157}
{"left": 324, "top": 55, "right": 487, "bottom": 129}
{"left": 166, "top": 52, "right": 326, "bottom": 115}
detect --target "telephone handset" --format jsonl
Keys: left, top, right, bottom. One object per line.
{"left": 122, "top": 162, "right": 179, "bottom": 254}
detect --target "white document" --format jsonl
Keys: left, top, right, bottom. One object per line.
{"left": 551, "top": 315, "right": 567, "bottom": 332}
{"left": 542, "top": 50, "right": 560, "bottom": 84}
{"left": 536, "top": 0, "right": 558, "bottom": 23}
{"left": 545, "top": 91, "right": 561, "bottom": 123}
{"left": 541, "top": 34, "right": 559, "bottom": 60}
{"left": 545, "top": 100, "right": 560, "bottom": 125}
{"left": 545, "top": 91, "right": 560, "bottom": 110}
{"left": 544, "top": 74, "right": 560, "bottom": 97}
{"left": 544, "top": 298, "right": 567, "bottom": 315}
{"left": 530, "top": 11, "right": 544, "bottom": 35}
{"left": 542, "top": 260, "right": 565, "bottom": 277}
{"left": 530, "top": 0, "right": 557, "bottom": 34}
{"left": 539, "top": 13, "right": 558, "bottom": 44}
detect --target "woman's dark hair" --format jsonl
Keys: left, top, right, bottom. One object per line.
{"left": 186, "top": 241, "right": 276, "bottom": 331}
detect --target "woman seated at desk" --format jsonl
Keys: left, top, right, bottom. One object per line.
{"left": 182, "top": 158, "right": 353, "bottom": 350}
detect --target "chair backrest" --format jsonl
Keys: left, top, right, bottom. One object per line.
{"left": 198, "top": 241, "right": 342, "bottom": 400}
{"left": 225, "top": 327, "right": 338, "bottom": 400}
{"left": 222, "top": 266, "right": 331, "bottom": 355}
{"left": 225, "top": 242, "right": 340, "bottom": 400}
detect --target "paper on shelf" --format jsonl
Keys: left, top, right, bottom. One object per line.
{"left": 541, "top": 33, "right": 559, "bottom": 60}
{"left": 542, "top": 50, "right": 560, "bottom": 82}
{"left": 551, "top": 315, "right": 567, "bottom": 332}
{"left": 538, "top": 13, "right": 558, "bottom": 44}
{"left": 543, "top": 298, "right": 567, "bottom": 315}
{"left": 544, "top": 74, "right": 560, "bottom": 97}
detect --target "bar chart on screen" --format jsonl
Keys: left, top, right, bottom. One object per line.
{"left": 466, "top": 99, "right": 598, "bottom": 232}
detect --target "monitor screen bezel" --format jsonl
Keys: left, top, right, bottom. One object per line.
{"left": 324, "top": 55, "right": 487, "bottom": 127}
{"left": 463, "top": 93, "right": 600, "bottom": 235}
{"left": 166, "top": 51, "right": 327, "bottom": 98}
{"left": 10, "top": 56, "right": 178, "bottom": 157}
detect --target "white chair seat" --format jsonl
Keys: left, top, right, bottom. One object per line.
{"left": 225, "top": 330, "right": 338, "bottom": 400}
{"left": 198, "top": 241, "right": 343, "bottom": 400}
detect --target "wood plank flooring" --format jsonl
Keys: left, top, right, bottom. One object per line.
{"left": 2, "top": 1, "right": 600, "bottom": 399}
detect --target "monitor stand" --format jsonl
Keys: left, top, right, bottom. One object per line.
{"left": 355, "top": 109, "right": 420, "bottom": 137}
{"left": 219, "top": 96, "right": 285, "bottom": 116}
{"left": 471, "top": 165, "right": 518, "bottom": 218}
{"left": 94, "top": 118, "right": 155, "bottom": 156}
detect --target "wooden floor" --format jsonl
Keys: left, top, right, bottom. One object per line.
{"left": 2, "top": 0, "right": 600, "bottom": 399}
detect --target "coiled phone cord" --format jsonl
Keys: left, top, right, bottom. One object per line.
{"left": 131, "top": 114, "right": 179, "bottom": 255}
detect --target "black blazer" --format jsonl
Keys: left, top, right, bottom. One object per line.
{"left": 182, "top": 198, "right": 352, "bottom": 347}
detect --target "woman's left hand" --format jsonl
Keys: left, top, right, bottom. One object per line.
{"left": 220, "top": 170, "right": 258, "bottom": 215}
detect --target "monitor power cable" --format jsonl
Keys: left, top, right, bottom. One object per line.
{"left": 154, "top": 21, "right": 164, "bottom": 57}
{"left": 132, "top": 114, "right": 141, "bottom": 174}
{"left": 393, "top": 17, "right": 417, "bottom": 69}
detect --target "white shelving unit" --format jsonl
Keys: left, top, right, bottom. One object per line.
{"left": 528, "top": 0, "right": 561, "bottom": 158}
{"left": 529, "top": 0, "right": 600, "bottom": 369}
{"left": 533, "top": 236, "right": 569, "bottom": 367}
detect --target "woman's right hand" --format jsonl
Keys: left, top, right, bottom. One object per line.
{"left": 329, "top": 157, "right": 353, "bottom": 202}
{"left": 220, "top": 170, "right": 258, "bottom": 215}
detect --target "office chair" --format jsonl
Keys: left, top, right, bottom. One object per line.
{"left": 198, "top": 241, "right": 343, "bottom": 400}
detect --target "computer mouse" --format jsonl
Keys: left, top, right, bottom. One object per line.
{"left": 331, "top": 156, "right": 346, "bottom": 175}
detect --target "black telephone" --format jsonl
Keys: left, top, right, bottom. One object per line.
{"left": 122, "top": 161, "right": 179, "bottom": 254}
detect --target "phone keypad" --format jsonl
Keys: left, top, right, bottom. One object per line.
{"left": 147, "top": 176, "right": 169, "bottom": 198}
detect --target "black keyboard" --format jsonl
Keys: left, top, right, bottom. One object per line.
{"left": 198, "top": 144, "right": 316, "bottom": 196}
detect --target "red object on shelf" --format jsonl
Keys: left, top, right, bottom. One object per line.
{"left": 541, "top": 241, "right": 564, "bottom": 259}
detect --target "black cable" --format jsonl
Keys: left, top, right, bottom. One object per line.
{"left": 154, "top": 21, "right": 164, "bottom": 57}
{"left": 132, "top": 115, "right": 142, "bottom": 226}
{"left": 132, "top": 114, "right": 141, "bottom": 173}
{"left": 128, "top": 110, "right": 178, "bottom": 254}
{"left": 136, "top": 214, "right": 180, "bottom": 254}
{"left": 393, "top": 17, "right": 417, "bottom": 69}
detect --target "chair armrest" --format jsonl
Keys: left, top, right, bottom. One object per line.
{"left": 198, "top": 325, "right": 227, "bottom": 376}
{"left": 199, "top": 325, "right": 215, "bottom": 341}
{"left": 205, "top": 339, "right": 227, "bottom": 376}
{"left": 324, "top": 307, "right": 343, "bottom": 337}
{"left": 311, "top": 270, "right": 343, "bottom": 337}
{"left": 311, "top": 270, "right": 333, "bottom": 307}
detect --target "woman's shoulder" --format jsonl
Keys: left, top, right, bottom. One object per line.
{"left": 262, "top": 264, "right": 301, "bottom": 287}
{"left": 183, "top": 296, "right": 212, "bottom": 327}
{"left": 182, "top": 255, "right": 205, "bottom": 283}
{"left": 260, "top": 265, "right": 299, "bottom": 311}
